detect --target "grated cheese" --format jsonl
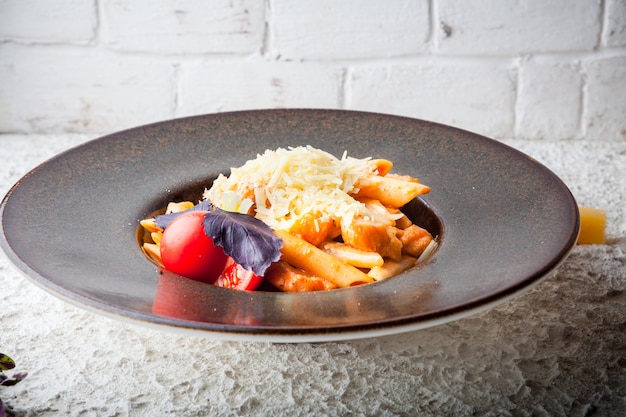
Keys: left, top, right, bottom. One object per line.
{"left": 204, "top": 146, "right": 392, "bottom": 231}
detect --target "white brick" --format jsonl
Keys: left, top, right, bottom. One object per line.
{"left": 101, "top": 0, "right": 265, "bottom": 54}
{"left": 347, "top": 60, "right": 515, "bottom": 139}
{"left": 0, "top": 45, "right": 175, "bottom": 133}
{"left": 270, "top": 0, "right": 430, "bottom": 60}
{"left": 516, "top": 58, "right": 582, "bottom": 140}
{"left": 437, "top": 0, "right": 602, "bottom": 55}
{"left": 0, "top": 0, "right": 96, "bottom": 43}
{"left": 177, "top": 61, "right": 343, "bottom": 115}
{"left": 604, "top": 0, "right": 626, "bottom": 47}
{"left": 583, "top": 56, "right": 626, "bottom": 140}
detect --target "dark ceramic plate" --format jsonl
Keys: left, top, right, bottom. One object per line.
{"left": 0, "top": 109, "right": 579, "bottom": 342}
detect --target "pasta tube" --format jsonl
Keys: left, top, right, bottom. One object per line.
{"left": 274, "top": 229, "right": 375, "bottom": 288}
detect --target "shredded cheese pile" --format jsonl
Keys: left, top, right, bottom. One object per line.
{"left": 204, "top": 146, "right": 389, "bottom": 231}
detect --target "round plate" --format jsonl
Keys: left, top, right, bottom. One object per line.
{"left": 0, "top": 109, "right": 579, "bottom": 342}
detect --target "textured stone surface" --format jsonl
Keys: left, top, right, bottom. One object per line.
{"left": 0, "top": 134, "right": 624, "bottom": 416}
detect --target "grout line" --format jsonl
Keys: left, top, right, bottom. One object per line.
{"left": 578, "top": 61, "right": 588, "bottom": 138}
{"left": 429, "top": 0, "right": 439, "bottom": 53}
{"left": 91, "top": 0, "right": 99, "bottom": 46}
{"left": 598, "top": 0, "right": 608, "bottom": 49}
{"left": 339, "top": 67, "right": 350, "bottom": 109}
{"left": 172, "top": 63, "right": 181, "bottom": 117}
{"left": 94, "top": 0, "right": 105, "bottom": 47}
{"left": 261, "top": 0, "right": 274, "bottom": 59}
{"left": 511, "top": 57, "right": 522, "bottom": 139}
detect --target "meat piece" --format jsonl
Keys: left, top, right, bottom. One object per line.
{"left": 398, "top": 224, "right": 433, "bottom": 257}
{"left": 289, "top": 212, "right": 336, "bottom": 246}
{"left": 341, "top": 218, "right": 402, "bottom": 261}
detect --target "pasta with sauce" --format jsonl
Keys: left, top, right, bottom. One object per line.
{"left": 140, "top": 145, "right": 436, "bottom": 292}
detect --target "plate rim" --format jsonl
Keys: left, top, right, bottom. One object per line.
{"left": 0, "top": 109, "right": 581, "bottom": 342}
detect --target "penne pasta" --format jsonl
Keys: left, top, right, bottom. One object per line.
{"left": 166, "top": 201, "right": 194, "bottom": 214}
{"left": 353, "top": 175, "right": 430, "bottom": 208}
{"left": 264, "top": 261, "right": 337, "bottom": 292}
{"left": 140, "top": 218, "right": 162, "bottom": 233}
{"left": 369, "top": 158, "right": 393, "bottom": 176}
{"left": 274, "top": 229, "right": 375, "bottom": 288}
{"left": 368, "top": 255, "right": 418, "bottom": 281}
{"left": 142, "top": 243, "right": 163, "bottom": 267}
{"left": 320, "top": 241, "right": 385, "bottom": 269}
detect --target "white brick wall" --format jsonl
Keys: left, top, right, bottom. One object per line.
{"left": 178, "top": 61, "right": 344, "bottom": 114}
{"left": 348, "top": 60, "right": 516, "bottom": 138}
{"left": 436, "top": 0, "right": 602, "bottom": 55}
{"left": 605, "top": 0, "right": 626, "bottom": 47}
{"left": 516, "top": 58, "right": 583, "bottom": 140}
{"left": 101, "top": 0, "right": 265, "bottom": 54}
{"left": 0, "top": 0, "right": 624, "bottom": 141}
{"left": 583, "top": 55, "right": 626, "bottom": 139}
{"left": 0, "top": 0, "right": 96, "bottom": 44}
{"left": 269, "top": 0, "right": 430, "bottom": 60}
{"left": 0, "top": 44, "right": 175, "bottom": 132}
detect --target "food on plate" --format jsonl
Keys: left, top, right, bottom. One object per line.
{"left": 139, "top": 146, "right": 436, "bottom": 292}
{"left": 577, "top": 206, "right": 606, "bottom": 244}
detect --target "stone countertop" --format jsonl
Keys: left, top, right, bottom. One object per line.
{"left": 1, "top": 134, "right": 625, "bottom": 417}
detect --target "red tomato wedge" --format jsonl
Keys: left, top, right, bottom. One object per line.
{"left": 216, "top": 257, "right": 264, "bottom": 291}
{"left": 160, "top": 211, "right": 228, "bottom": 283}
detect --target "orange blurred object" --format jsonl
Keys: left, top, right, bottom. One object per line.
{"left": 577, "top": 206, "right": 606, "bottom": 244}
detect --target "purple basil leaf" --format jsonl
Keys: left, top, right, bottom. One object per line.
{"left": 202, "top": 207, "right": 283, "bottom": 276}
{"left": 154, "top": 200, "right": 213, "bottom": 229}
{"left": 12, "top": 372, "right": 27, "bottom": 382}
{"left": 0, "top": 354, "right": 15, "bottom": 372}
{"left": 0, "top": 373, "right": 27, "bottom": 387}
